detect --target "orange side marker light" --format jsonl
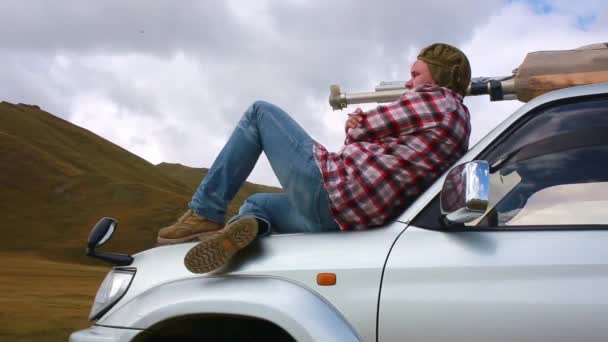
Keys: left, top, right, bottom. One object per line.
{"left": 317, "top": 273, "right": 337, "bottom": 286}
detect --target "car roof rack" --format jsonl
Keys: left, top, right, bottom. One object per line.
{"left": 329, "top": 43, "right": 608, "bottom": 110}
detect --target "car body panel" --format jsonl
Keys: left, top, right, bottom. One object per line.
{"left": 97, "top": 221, "right": 406, "bottom": 342}
{"left": 69, "top": 325, "right": 142, "bottom": 342}
{"left": 379, "top": 226, "right": 608, "bottom": 341}
{"left": 99, "top": 276, "right": 360, "bottom": 342}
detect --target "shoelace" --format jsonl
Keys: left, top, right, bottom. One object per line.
{"left": 176, "top": 209, "right": 193, "bottom": 223}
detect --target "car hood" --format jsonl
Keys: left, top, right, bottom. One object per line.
{"left": 122, "top": 224, "right": 404, "bottom": 299}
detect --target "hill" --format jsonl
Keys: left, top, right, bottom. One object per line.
{"left": 0, "top": 101, "right": 282, "bottom": 264}
{"left": 156, "top": 162, "right": 285, "bottom": 208}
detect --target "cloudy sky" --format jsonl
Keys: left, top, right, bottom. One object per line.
{"left": 1, "top": 0, "right": 606, "bottom": 187}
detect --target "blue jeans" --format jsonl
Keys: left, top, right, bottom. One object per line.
{"left": 189, "top": 101, "right": 340, "bottom": 234}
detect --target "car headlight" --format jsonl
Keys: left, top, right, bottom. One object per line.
{"left": 89, "top": 268, "right": 136, "bottom": 321}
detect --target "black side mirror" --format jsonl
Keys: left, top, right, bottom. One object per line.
{"left": 87, "top": 217, "right": 117, "bottom": 250}
{"left": 86, "top": 217, "right": 133, "bottom": 266}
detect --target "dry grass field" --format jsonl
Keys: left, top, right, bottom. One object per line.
{"left": 0, "top": 253, "right": 107, "bottom": 341}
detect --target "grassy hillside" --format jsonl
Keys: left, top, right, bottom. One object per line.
{"left": 0, "top": 101, "right": 282, "bottom": 265}
{"left": 156, "top": 162, "right": 285, "bottom": 217}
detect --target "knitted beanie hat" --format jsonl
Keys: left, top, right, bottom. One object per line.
{"left": 417, "top": 43, "right": 471, "bottom": 96}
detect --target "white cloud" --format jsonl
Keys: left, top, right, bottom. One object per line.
{"left": 1, "top": 0, "right": 606, "bottom": 188}
{"left": 461, "top": 0, "right": 608, "bottom": 145}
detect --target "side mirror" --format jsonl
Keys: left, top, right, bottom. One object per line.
{"left": 87, "top": 217, "right": 117, "bottom": 249}
{"left": 440, "top": 161, "right": 490, "bottom": 224}
{"left": 86, "top": 217, "right": 133, "bottom": 266}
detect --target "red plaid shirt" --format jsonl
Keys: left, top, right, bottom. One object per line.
{"left": 313, "top": 85, "right": 471, "bottom": 230}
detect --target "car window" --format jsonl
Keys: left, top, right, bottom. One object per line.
{"left": 483, "top": 97, "right": 608, "bottom": 162}
{"left": 501, "top": 183, "right": 608, "bottom": 225}
{"left": 473, "top": 143, "right": 608, "bottom": 226}
{"left": 413, "top": 96, "right": 608, "bottom": 229}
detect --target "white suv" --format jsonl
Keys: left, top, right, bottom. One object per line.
{"left": 71, "top": 83, "right": 608, "bottom": 342}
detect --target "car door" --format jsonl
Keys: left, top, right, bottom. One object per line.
{"left": 378, "top": 95, "right": 608, "bottom": 342}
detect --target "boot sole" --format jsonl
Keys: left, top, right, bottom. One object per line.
{"left": 156, "top": 231, "right": 218, "bottom": 245}
{"left": 184, "top": 217, "right": 258, "bottom": 274}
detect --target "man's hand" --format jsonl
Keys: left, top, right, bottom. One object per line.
{"left": 345, "top": 108, "right": 365, "bottom": 130}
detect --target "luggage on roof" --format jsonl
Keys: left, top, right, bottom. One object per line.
{"left": 514, "top": 43, "right": 608, "bottom": 102}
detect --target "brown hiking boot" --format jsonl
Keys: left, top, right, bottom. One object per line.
{"left": 157, "top": 209, "right": 223, "bottom": 245}
{"left": 184, "top": 216, "right": 258, "bottom": 274}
